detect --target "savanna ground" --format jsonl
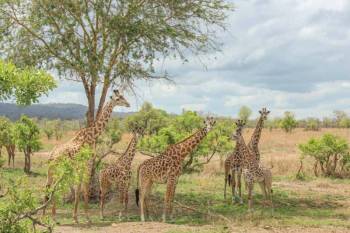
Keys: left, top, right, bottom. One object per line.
{"left": 1, "top": 128, "right": 350, "bottom": 233}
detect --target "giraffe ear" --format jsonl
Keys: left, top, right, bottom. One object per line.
{"left": 259, "top": 110, "right": 262, "bottom": 114}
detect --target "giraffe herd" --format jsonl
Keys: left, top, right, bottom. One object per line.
{"left": 43, "top": 90, "right": 273, "bottom": 223}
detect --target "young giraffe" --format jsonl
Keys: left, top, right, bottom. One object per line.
{"left": 247, "top": 108, "right": 270, "bottom": 161}
{"left": 224, "top": 120, "right": 245, "bottom": 202}
{"left": 43, "top": 90, "right": 130, "bottom": 223}
{"left": 135, "top": 117, "right": 216, "bottom": 222}
{"left": 99, "top": 126, "right": 143, "bottom": 219}
{"left": 232, "top": 121, "right": 272, "bottom": 210}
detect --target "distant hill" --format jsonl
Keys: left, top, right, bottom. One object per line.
{"left": 0, "top": 103, "right": 134, "bottom": 120}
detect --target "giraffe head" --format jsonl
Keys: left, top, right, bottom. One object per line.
{"left": 259, "top": 108, "right": 270, "bottom": 120}
{"left": 231, "top": 119, "right": 246, "bottom": 140}
{"left": 131, "top": 125, "right": 145, "bottom": 139}
{"left": 110, "top": 89, "right": 130, "bottom": 107}
{"left": 204, "top": 116, "right": 216, "bottom": 132}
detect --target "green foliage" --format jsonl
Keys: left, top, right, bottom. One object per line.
{"left": 280, "top": 111, "right": 298, "bottom": 133}
{"left": 106, "top": 118, "right": 123, "bottom": 145}
{"left": 0, "top": 116, "right": 15, "bottom": 147}
{"left": 138, "top": 110, "right": 234, "bottom": 172}
{"left": 238, "top": 106, "right": 252, "bottom": 122}
{"left": 52, "top": 146, "right": 93, "bottom": 200}
{"left": 299, "top": 133, "right": 350, "bottom": 177}
{"left": 125, "top": 102, "right": 169, "bottom": 135}
{"left": 0, "top": 178, "right": 53, "bottom": 233}
{"left": 305, "top": 118, "right": 321, "bottom": 131}
{"left": 13, "top": 116, "right": 41, "bottom": 153}
{"left": 0, "top": 60, "right": 56, "bottom": 105}
{"left": 339, "top": 117, "right": 350, "bottom": 128}
{"left": 13, "top": 116, "right": 41, "bottom": 173}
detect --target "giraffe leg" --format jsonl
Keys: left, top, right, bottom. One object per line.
{"left": 73, "top": 183, "right": 81, "bottom": 224}
{"left": 12, "top": 154, "right": 14, "bottom": 168}
{"left": 99, "top": 181, "right": 109, "bottom": 220}
{"left": 144, "top": 182, "right": 153, "bottom": 219}
{"left": 231, "top": 169, "right": 237, "bottom": 203}
{"left": 43, "top": 167, "right": 54, "bottom": 216}
{"left": 247, "top": 182, "right": 254, "bottom": 211}
{"left": 224, "top": 167, "right": 229, "bottom": 200}
{"left": 163, "top": 179, "right": 176, "bottom": 223}
{"left": 82, "top": 181, "right": 91, "bottom": 223}
{"left": 118, "top": 185, "right": 128, "bottom": 220}
{"left": 140, "top": 179, "right": 152, "bottom": 222}
{"left": 258, "top": 181, "right": 267, "bottom": 206}
{"left": 237, "top": 168, "right": 243, "bottom": 204}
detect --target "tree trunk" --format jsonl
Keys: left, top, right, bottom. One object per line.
{"left": 313, "top": 161, "right": 319, "bottom": 177}
{"left": 24, "top": 149, "right": 31, "bottom": 174}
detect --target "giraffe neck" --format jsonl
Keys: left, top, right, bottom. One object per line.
{"left": 72, "top": 101, "right": 114, "bottom": 144}
{"left": 248, "top": 116, "right": 265, "bottom": 155}
{"left": 115, "top": 135, "right": 138, "bottom": 166}
{"left": 169, "top": 127, "right": 208, "bottom": 161}
{"left": 237, "top": 135, "right": 257, "bottom": 168}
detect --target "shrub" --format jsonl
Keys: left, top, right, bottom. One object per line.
{"left": 299, "top": 133, "right": 350, "bottom": 177}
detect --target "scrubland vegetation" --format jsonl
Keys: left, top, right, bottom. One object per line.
{"left": 0, "top": 104, "right": 350, "bottom": 233}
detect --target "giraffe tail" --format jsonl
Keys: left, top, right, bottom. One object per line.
{"left": 135, "top": 189, "right": 140, "bottom": 207}
{"left": 135, "top": 165, "right": 141, "bottom": 207}
{"left": 228, "top": 174, "right": 232, "bottom": 186}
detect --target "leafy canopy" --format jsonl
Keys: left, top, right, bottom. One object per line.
{"left": 13, "top": 116, "right": 41, "bottom": 153}
{"left": 0, "top": 60, "right": 56, "bottom": 105}
{"left": 0, "top": 0, "right": 233, "bottom": 123}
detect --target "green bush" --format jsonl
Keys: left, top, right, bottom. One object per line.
{"left": 299, "top": 133, "right": 350, "bottom": 177}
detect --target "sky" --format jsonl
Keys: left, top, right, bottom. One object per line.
{"left": 40, "top": 0, "right": 350, "bottom": 119}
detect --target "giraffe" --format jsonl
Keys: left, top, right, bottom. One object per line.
{"left": 231, "top": 121, "right": 272, "bottom": 210}
{"left": 224, "top": 120, "right": 245, "bottom": 203}
{"left": 135, "top": 117, "right": 216, "bottom": 222}
{"left": 43, "top": 90, "right": 130, "bottom": 223}
{"left": 99, "top": 126, "right": 143, "bottom": 219}
{"left": 247, "top": 108, "right": 270, "bottom": 161}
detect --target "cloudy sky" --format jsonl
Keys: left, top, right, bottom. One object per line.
{"left": 41, "top": 0, "right": 350, "bottom": 119}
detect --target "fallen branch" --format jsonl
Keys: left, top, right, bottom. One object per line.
{"left": 173, "top": 200, "right": 233, "bottom": 225}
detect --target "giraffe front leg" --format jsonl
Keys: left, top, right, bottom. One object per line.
{"left": 73, "top": 183, "right": 81, "bottom": 224}
{"left": 99, "top": 185, "right": 107, "bottom": 220}
{"left": 82, "top": 181, "right": 91, "bottom": 224}
{"left": 231, "top": 169, "right": 237, "bottom": 204}
{"left": 247, "top": 181, "right": 254, "bottom": 211}
{"left": 163, "top": 178, "right": 176, "bottom": 223}
{"left": 237, "top": 168, "right": 243, "bottom": 204}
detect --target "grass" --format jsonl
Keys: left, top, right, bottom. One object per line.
{"left": 1, "top": 128, "right": 350, "bottom": 232}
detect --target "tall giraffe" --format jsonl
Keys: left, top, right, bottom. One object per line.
{"left": 231, "top": 122, "right": 272, "bottom": 210}
{"left": 43, "top": 90, "right": 130, "bottom": 223}
{"left": 99, "top": 126, "right": 143, "bottom": 219}
{"left": 247, "top": 108, "right": 270, "bottom": 161}
{"left": 224, "top": 120, "right": 245, "bottom": 203}
{"left": 135, "top": 117, "right": 216, "bottom": 222}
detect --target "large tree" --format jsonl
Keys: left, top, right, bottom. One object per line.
{"left": 0, "top": 0, "right": 233, "bottom": 126}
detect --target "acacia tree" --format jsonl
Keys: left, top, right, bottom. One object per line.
{"left": 13, "top": 116, "right": 41, "bottom": 174}
{"left": 0, "top": 0, "right": 233, "bottom": 127}
{"left": 280, "top": 111, "right": 298, "bottom": 133}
